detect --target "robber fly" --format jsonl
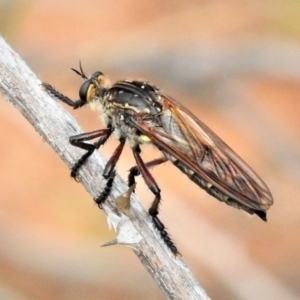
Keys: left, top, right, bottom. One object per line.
{"left": 42, "top": 64, "right": 273, "bottom": 255}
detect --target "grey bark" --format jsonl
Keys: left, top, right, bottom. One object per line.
{"left": 0, "top": 36, "right": 210, "bottom": 300}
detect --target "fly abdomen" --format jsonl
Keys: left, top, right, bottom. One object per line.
{"left": 172, "top": 158, "right": 220, "bottom": 194}
{"left": 165, "top": 153, "right": 212, "bottom": 191}
{"left": 170, "top": 157, "right": 265, "bottom": 219}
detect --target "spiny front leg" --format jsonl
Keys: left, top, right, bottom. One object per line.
{"left": 42, "top": 83, "right": 86, "bottom": 109}
{"left": 131, "top": 146, "right": 180, "bottom": 255}
{"left": 69, "top": 127, "right": 113, "bottom": 180}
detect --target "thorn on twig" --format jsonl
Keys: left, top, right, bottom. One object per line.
{"left": 115, "top": 183, "right": 136, "bottom": 216}
{"left": 101, "top": 184, "right": 142, "bottom": 249}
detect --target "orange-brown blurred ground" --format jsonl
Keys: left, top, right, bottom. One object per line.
{"left": 1, "top": 1, "right": 300, "bottom": 299}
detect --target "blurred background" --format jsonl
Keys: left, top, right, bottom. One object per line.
{"left": 0, "top": 0, "right": 300, "bottom": 299}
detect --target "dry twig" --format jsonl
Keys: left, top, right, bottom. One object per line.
{"left": 0, "top": 36, "right": 210, "bottom": 300}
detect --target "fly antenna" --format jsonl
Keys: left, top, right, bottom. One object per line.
{"left": 71, "top": 61, "right": 88, "bottom": 79}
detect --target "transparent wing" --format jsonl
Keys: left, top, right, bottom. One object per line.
{"left": 127, "top": 94, "right": 273, "bottom": 212}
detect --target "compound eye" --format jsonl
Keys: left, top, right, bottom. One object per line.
{"left": 79, "top": 80, "right": 92, "bottom": 102}
{"left": 93, "top": 71, "right": 103, "bottom": 79}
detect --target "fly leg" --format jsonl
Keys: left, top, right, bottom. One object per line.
{"left": 69, "top": 127, "right": 113, "bottom": 180}
{"left": 128, "top": 157, "right": 167, "bottom": 189}
{"left": 132, "top": 146, "right": 179, "bottom": 255}
{"left": 42, "top": 83, "right": 113, "bottom": 178}
{"left": 94, "top": 138, "right": 126, "bottom": 206}
{"left": 42, "top": 82, "right": 86, "bottom": 109}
